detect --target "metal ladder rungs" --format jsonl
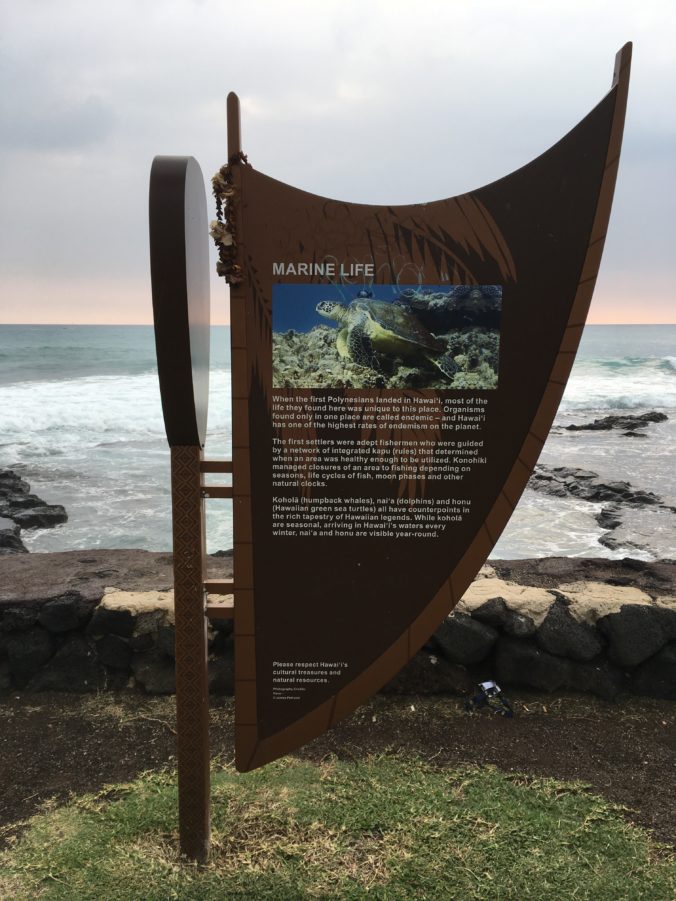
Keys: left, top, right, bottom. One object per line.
{"left": 200, "top": 460, "right": 233, "bottom": 473}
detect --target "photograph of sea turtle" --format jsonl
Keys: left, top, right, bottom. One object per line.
{"left": 272, "top": 284, "right": 501, "bottom": 390}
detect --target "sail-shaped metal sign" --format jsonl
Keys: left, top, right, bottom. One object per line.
{"left": 217, "top": 44, "right": 631, "bottom": 772}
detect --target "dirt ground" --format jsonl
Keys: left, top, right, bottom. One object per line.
{"left": 0, "top": 691, "right": 674, "bottom": 849}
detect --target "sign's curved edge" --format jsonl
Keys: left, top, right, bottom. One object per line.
{"left": 226, "top": 45, "right": 630, "bottom": 218}
{"left": 234, "top": 44, "right": 631, "bottom": 773}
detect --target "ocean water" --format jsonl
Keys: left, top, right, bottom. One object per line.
{"left": 0, "top": 324, "right": 674, "bottom": 560}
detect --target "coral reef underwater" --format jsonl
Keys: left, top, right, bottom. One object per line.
{"left": 272, "top": 287, "right": 501, "bottom": 390}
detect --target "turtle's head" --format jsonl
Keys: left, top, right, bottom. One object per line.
{"left": 316, "top": 300, "right": 346, "bottom": 322}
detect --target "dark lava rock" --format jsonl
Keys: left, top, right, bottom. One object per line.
{"left": 210, "top": 616, "right": 234, "bottom": 639}
{"left": 38, "top": 594, "right": 81, "bottom": 633}
{"left": 211, "top": 629, "right": 234, "bottom": 655}
{"left": 631, "top": 642, "right": 676, "bottom": 699}
{"left": 5, "top": 627, "right": 55, "bottom": 686}
{"left": 433, "top": 613, "right": 498, "bottom": 664}
{"left": 1, "top": 604, "right": 38, "bottom": 632}
{"left": 382, "top": 651, "right": 473, "bottom": 695}
{"left": 536, "top": 599, "right": 604, "bottom": 662}
{"left": 28, "top": 636, "right": 104, "bottom": 692}
{"left": 471, "top": 597, "right": 509, "bottom": 628}
{"left": 529, "top": 465, "right": 664, "bottom": 508}
{"left": 495, "top": 636, "right": 570, "bottom": 692}
{"left": 0, "top": 469, "right": 68, "bottom": 532}
{"left": 132, "top": 651, "right": 176, "bottom": 694}
{"left": 598, "top": 605, "right": 668, "bottom": 667}
{"left": 490, "top": 557, "right": 675, "bottom": 595}
{"left": 0, "top": 517, "right": 27, "bottom": 555}
{"left": 654, "top": 607, "right": 676, "bottom": 641}
{"left": 12, "top": 504, "right": 67, "bottom": 529}
{"left": 89, "top": 605, "right": 135, "bottom": 638}
{"left": 566, "top": 659, "right": 625, "bottom": 700}
{"left": 209, "top": 656, "right": 235, "bottom": 694}
{"left": 129, "top": 631, "right": 155, "bottom": 652}
{"left": 157, "top": 623, "right": 176, "bottom": 659}
{"left": 96, "top": 633, "right": 132, "bottom": 670}
{"left": 595, "top": 506, "right": 622, "bottom": 530}
{"left": 0, "top": 471, "right": 30, "bottom": 494}
{"left": 0, "top": 660, "right": 10, "bottom": 691}
{"left": 566, "top": 411, "right": 668, "bottom": 432}
{"left": 503, "top": 611, "right": 537, "bottom": 638}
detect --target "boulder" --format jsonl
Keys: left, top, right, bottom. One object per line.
{"left": 0, "top": 469, "right": 68, "bottom": 532}
{"left": 0, "top": 471, "right": 30, "bottom": 494}
{"left": 27, "top": 636, "right": 105, "bottom": 692}
{"left": 0, "top": 517, "right": 27, "bottom": 554}
{"left": 565, "top": 411, "right": 668, "bottom": 432}
{"left": 382, "top": 652, "right": 473, "bottom": 695}
{"left": 12, "top": 504, "right": 68, "bottom": 529}
{"left": 470, "top": 597, "right": 509, "bottom": 628}
{"left": 210, "top": 629, "right": 233, "bottom": 656}
{"left": 433, "top": 613, "right": 498, "bottom": 664}
{"left": 630, "top": 643, "right": 676, "bottom": 699}
{"left": 95, "top": 633, "right": 132, "bottom": 670}
{"left": 132, "top": 651, "right": 176, "bottom": 694}
{"left": 595, "top": 506, "right": 622, "bottom": 530}
{"left": 495, "top": 636, "right": 570, "bottom": 692}
{"left": 536, "top": 599, "right": 604, "bottom": 662}
{"left": 598, "top": 605, "right": 668, "bottom": 667}
{"left": 209, "top": 655, "right": 235, "bottom": 694}
{"left": 0, "top": 659, "right": 10, "bottom": 691}
{"left": 654, "top": 607, "right": 676, "bottom": 641}
{"left": 528, "top": 466, "right": 664, "bottom": 509}
{"left": 503, "top": 611, "right": 537, "bottom": 638}
{"left": 5, "top": 627, "right": 55, "bottom": 686}
{"left": 0, "top": 604, "right": 38, "bottom": 632}
{"left": 38, "top": 594, "right": 81, "bottom": 633}
{"left": 157, "top": 623, "right": 176, "bottom": 658}
{"left": 566, "top": 659, "right": 626, "bottom": 700}
{"left": 89, "top": 605, "right": 135, "bottom": 638}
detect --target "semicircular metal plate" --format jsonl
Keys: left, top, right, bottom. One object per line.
{"left": 230, "top": 45, "right": 631, "bottom": 771}
{"left": 150, "top": 155, "right": 210, "bottom": 447}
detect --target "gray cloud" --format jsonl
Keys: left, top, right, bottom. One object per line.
{"left": 0, "top": 0, "right": 674, "bottom": 318}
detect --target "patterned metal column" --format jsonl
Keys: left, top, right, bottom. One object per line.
{"left": 171, "top": 444, "right": 210, "bottom": 861}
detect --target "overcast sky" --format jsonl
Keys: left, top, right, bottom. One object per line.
{"left": 1, "top": 0, "right": 674, "bottom": 324}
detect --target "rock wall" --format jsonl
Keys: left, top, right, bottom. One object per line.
{"left": 0, "top": 551, "right": 674, "bottom": 700}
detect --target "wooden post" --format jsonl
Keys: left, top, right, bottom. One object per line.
{"left": 172, "top": 445, "right": 210, "bottom": 862}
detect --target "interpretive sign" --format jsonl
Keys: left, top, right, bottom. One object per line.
{"left": 217, "top": 44, "right": 632, "bottom": 772}
{"left": 150, "top": 44, "right": 630, "bottom": 860}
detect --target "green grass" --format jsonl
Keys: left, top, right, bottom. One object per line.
{"left": 1, "top": 757, "right": 673, "bottom": 900}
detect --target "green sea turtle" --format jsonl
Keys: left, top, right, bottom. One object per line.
{"left": 316, "top": 299, "right": 459, "bottom": 379}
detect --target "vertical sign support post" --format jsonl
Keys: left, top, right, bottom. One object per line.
{"left": 172, "top": 444, "right": 210, "bottom": 862}
{"left": 149, "top": 154, "right": 213, "bottom": 862}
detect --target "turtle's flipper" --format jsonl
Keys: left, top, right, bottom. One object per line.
{"left": 347, "top": 323, "right": 381, "bottom": 371}
{"left": 428, "top": 351, "right": 459, "bottom": 381}
{"left": 336, "top": 328, "right": 349, "bottom": 359}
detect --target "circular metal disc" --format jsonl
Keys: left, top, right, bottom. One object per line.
{"left": 149, "top": 155, "right": 210, "bottom": 447}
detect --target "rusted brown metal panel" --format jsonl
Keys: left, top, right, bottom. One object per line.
{"left": 226, "top": 46, "right": 631, "bottom": 771}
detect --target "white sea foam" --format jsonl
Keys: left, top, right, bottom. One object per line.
{"left": 2, "top": 324, "right": 675, "bottom": 559}
{"left": 3, "top": 369, "right": 233, "bottom": 553}
{"left": 559, "top": 358, "right": 676, "bottom": 413}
